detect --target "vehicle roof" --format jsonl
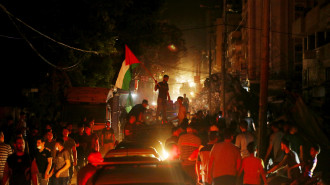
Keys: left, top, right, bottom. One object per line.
{"left": 91, "top": 161, "right": 191, "bottom": 185}
{"left": 104, "top": 148, "right": 160, "bottom": 160}
{"left": 104, "top": 141, "right": 161, "bottom": 160}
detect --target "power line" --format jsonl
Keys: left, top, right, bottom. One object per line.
{"left": 0, "top": 3, "right": 99, "bottom": 55}
{"left": 1, "top": 5, "right": 84, "bottom": 71}
{"left": 0, "top": 34, "right": 22, "bottom": 40}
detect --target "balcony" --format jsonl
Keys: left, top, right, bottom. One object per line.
{"left": 303, "top": 50, "right": 316, "bottom": 59}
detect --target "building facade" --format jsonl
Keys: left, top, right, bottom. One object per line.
{"left": 292, "top": 0, "right": 330, "bottom": 111}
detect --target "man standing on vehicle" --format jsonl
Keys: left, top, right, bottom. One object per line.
{"left": 155, "top": 75, "right": 171, "bottom": 124}
{"left": 183, "top": 93, "right": 189, "bottom": 113}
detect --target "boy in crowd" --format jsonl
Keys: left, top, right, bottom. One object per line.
{"left": 239, "top": 142, "right": 267, "bottom": 185}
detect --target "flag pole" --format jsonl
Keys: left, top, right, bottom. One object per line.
{"left": 140, "top": 63, "right": 157, "bottom": 83}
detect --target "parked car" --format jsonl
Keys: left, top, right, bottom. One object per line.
{"left": 88, "top": 141, "right": 192, "bottom": 185}
{"left": 89, "top": 160, "right": 193, "bottom": 185}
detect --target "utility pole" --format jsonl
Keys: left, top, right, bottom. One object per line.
{"left": 221, "top": 0, "right": 227, "bottom": 118}
{"left": 209, "top": 37, "right": 212, "bottom": 113}
{"left": 258, "top": 0, "right": 270, "bottom": 158}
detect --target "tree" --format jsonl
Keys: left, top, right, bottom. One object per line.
{"left": 0, "top": 0, "right": 185, "bottom": 122}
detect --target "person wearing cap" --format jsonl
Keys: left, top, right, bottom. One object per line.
{"left": 77, "top": 152, "right": 103, "bottom": 185}
{"left": 100, "top": 121, "right": 116, "bottom": 157}
{"left": 128, "top": 99, "right": 149, "bottom": 123}
{"left": 155, "top": 75, "right": 171, "bottom": 123}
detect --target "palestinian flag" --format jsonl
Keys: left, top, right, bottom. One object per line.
{"left": 115, "top": 45, "right": 141, "bottom": 90}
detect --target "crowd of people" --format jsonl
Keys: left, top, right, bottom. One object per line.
{"left": 0, "top": 74, "right": 322, "bottom": 185}
{"left": 120, "top": 91, "right": 322, "bottom": 185}
{"left": 0, "top": 112, "right": 116, "bottom": 185}
{"left": 121, "top": 73, "right": 322, "bottom": 185}
{"left": 161, "top": 112, "right": 322, "bottom": 185}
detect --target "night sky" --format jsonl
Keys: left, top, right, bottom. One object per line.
{"left": 0, "top": 0, "right": 208, "bottom": 104}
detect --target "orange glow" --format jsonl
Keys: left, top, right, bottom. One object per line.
{"left": 168, "top": 44, "right": 177, "bottom": 51}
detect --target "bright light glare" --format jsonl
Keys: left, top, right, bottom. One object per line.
{"left": 168, "top": 44, "right": 177, "bottom": 52}
{"left": 158, "top": 141, "right": 169, "bottom": 160}
{"left": 189, "top": 82, "right": 196, "bottom": 87}
{"left": 132, "top": 93, "right": 137, "bottom": 98}
{"left": 152, "top": 101, "right": 156, "bottom": 106}
{"left": 190, "top": 92, "right": 195, "bottom": 97}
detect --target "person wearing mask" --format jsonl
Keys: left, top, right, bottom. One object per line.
{"left": 2, "top": 137, "right": 38, "bottom": 185}
{"left": 34, "top": 136, "right": 52, "bottom": 185}
{"left": 51, "top": 138, "right": 71, "bottom": 185}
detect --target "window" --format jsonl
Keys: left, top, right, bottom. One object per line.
{"left": 326, "top": 67, "right": 330, "bottom": 81}
{"left": 295, "top": 44, "right": 302, "bottom": 52}
{"left": 316, "top": 32, "right": 325, "bottom": 48}
{"left": 308, "top": 34, "right": 315, "bottom": 50}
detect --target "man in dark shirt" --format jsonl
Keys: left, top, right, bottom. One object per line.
{"left": 128, "top": 99, "right": 148, "bottom": 123}
{"left": 155, "top": 75, "right": 171, "bottom": 123}
{"left": 183, "top": 93, "right": 189, "bottom": 112}
{"left": 2, "top": 137, "right": 38, "bottom": 185}
{"left": 62, "top": 128, "right": 77, "bottom": 183}
{"left": 34, "top": 136, "right": 52, "bottom": 185}
{"left": 284, "top": 125, "right": 303, "bottom": 161}
{"left": 267, "top": 138, "right": 301, "bottom": 184}
{"left": 73, "top": 124, "right": 87, "bottom": 170}
{"left": 101, "top": 121, "right": 116, "bottom": 156}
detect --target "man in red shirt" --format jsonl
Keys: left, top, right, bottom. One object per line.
{"left": 209, "top": 129, "right": 241, "bottom": 185}
{"left": 239, "top": 142, "right": 267, "bottom": 185}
